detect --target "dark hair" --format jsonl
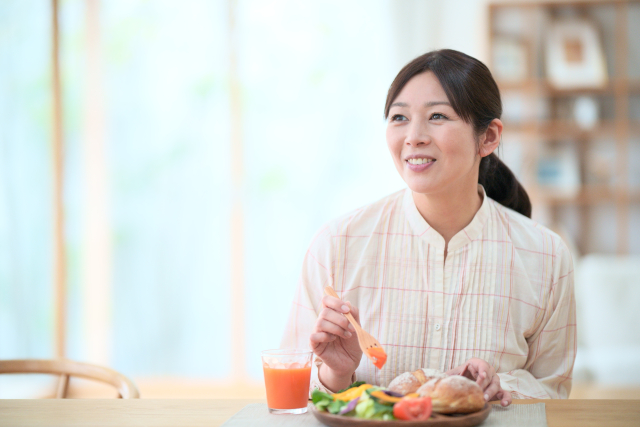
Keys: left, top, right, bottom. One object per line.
{"left": 384, "top": 49, "right": 531, "bottom": 218}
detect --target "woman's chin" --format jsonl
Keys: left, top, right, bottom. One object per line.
{"left": 405, "top": 175, "right": 475, "bottom": 197}
{"left": 405, "top": 180, "right": 440, "bottom": 195}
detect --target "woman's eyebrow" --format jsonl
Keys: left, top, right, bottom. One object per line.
{"left": 424, "top": 101, "right": 451, "bottom": 107}
{"left": 390, "top": 101, "right": 451, "bottom": 108}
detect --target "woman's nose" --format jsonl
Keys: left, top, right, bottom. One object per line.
{"left": 404, "top": 121, "right": 430, "bottom": 146}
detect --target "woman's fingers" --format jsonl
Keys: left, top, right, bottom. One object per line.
{"left": 476, "top": 371, "right": 488, "bottom": 390}
{"left": 482, "top": 375, "right": 502, "bottom": 402}
{"left": 314, "top": 297, "right": 361, "bottom": 345}
{"left": 446, "top": 362, "right": 469, "bottom": 377}
{"left": 318, "top": 306, "right": 353, "bottom": 334}
{"left": 466, "top": 363, "right": 478, "bottom": 380}
{"left": 322, "top": 296, "right": 358, "bottom": 325}
{"left": 310, "top": 331, "right": 338, "bottom": 345}
{"left": 445, "top": 357, "right": 507, "bottom": 405}
{"left": 463, "top": 358, "right": 493, "bottom": 390}
{"left": 496, "top": 389, "right": 512, "bottom": 407}
{"left": 321, "top": 296, "right": 358, "bottom": 329}
{"left": 477, "top": 366, "right": 494, "bottom": 390}
{"left": 322, "top": 295, "right": 351, "bottom": 315}
{"left": 317, "top": 318, "right": 353, "bottom": 339}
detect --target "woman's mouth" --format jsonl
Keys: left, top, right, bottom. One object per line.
{"left": 406, "top": 157, "right": 436, "bottom": 172}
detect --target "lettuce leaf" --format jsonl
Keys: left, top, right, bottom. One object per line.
{"left": 327, "top": 399, "right": 349, "bottom": 414}
{"left": 311, "top": 389, "right": 334, "bottom": 411}
{"left": 354, "top": 397, "right": 395, "bottom": 420}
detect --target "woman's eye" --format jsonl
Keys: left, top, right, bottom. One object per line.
{"left": 430, "top": 113, "right": 447, "bottom": 120}
{"left": 391, "top": 114, "right": 407, "bottom": 122}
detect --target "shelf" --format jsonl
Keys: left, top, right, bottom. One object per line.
{"left": 490, "top": 0, "right": 638, "bottom": 254}
{"left": 502, "top": 121, "right": 640, "bottom": 139}
{"left": 531, "top": 186, "right": 640, "bottom": 206}
{"left": 490, "top": 0, "right": 640, "bottom": 8}
{"left": 497, "top": 79, "right": 640, "bottom": 96}
{"left": 629, "top": 80, "right": 640, "bottom": 93}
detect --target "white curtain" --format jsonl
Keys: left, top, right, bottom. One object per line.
{"left": 0, "top": 0, "right": 54, "bottom": 360}
{"left": 1, "top": 0, "right": 491, "bottom": 383}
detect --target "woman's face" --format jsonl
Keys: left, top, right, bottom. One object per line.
{"left": 386, "top": 71, "right": 480, "bottom": 196}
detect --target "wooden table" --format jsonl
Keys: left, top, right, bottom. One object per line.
{"left": 0, "top": 399, "right": 638, "bottom": 426}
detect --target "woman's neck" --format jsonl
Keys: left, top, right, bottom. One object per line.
{"left": 412, "top": 184, "right": 483, "bottom": 247}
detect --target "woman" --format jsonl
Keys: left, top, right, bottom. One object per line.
{"left": 281, "top": 50, "right": 576, "bottom": 406}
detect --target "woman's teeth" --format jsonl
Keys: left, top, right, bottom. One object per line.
{"left": 407, "top": 158, "right": 435, "bottom": 165}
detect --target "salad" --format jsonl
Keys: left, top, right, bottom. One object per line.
{"left": 312, "top": 381, "right": 433, "bottom": 421}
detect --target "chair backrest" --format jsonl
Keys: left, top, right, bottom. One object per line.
{"left": 0, "top": 359, "right": 140, "bottom": 398}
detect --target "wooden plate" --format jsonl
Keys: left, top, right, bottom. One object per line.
{"left": 311, "top": 403, "right": 491, "bottom": 427}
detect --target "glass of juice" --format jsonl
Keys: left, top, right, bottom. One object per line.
{"left": 261, "top": 349, "right": 312, "bottom": 414}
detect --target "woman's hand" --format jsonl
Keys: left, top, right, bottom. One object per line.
{"left": 309, "top": 296, "right": 363, "bottom": 391}
{"left": 447, "top": 358, "right": 512, "bottom": 407}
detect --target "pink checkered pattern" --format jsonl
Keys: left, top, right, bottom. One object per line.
{"left": 281, "top": 186, "right": 576, "bottom": 399}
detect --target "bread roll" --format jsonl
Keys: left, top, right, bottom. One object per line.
{"left": 416, "top": 375, "right": 485, "bottom": 414}
{"left": 387, "top": 368, "right": 447, "bottom": 395}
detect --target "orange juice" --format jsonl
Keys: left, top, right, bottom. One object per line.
{"left": 263, "top": 365, "right": 311, "bottom": 409}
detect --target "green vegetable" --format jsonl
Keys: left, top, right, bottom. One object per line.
{"left": 354, "top": 391, "right": 395, "bottom": 420}
{"left": 337, "top": 381, "right": 366, "bottom": 394}
{"left": 314, "top": 385, "right": 396, "bottom": 420}
{"left": 327, "top": 399, "right": 349, "bottom": 414}
{"left": 311, "top": 389, "right": 334, "bottom": 411}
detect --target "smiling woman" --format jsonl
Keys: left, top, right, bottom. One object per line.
{"left": 282, "top": 49, "right": 576, "bottom": 404}
{"left": 386, "top": 71, "right": 487, "bottom": 246}
{"left": 384, "top": 50, "right": 531, "bottom": 221}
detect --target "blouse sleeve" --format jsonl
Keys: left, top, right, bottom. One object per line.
{"left": 498, "top": 239, "right": 577, "bottom": 399}
{"left": 280, "top": 225, "right": 352, "bottom": 395}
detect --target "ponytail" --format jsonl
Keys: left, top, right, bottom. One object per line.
{"left": 479, "top": 153, "right": 531, "bottom": 218}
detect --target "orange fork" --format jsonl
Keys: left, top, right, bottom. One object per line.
{"left": 324, "top": 286, "right": 387, "bottom": 369}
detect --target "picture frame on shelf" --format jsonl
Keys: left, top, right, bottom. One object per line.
{"left": 584, "top": 140, "right": 616, "bottom": 188}
{"left": 573, "top": 96, "right": 600, "bottom": 130}
{"left": 493, "top": 6, "right": 527, "bottom": 37}
{"left": 492, "top": 38, "right": 529, "bottom": 84}
{"left": 489, "top": 0, "right": 637, "bottom": 255}
{"left": 536, "top": 142, "right": 581, "bottom": 198}
{"left": 545, "top": 19, "right": 608, "bottom": 90}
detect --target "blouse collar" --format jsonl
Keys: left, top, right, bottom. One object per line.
{"left": 402, "top": 184, "right": 491, "bottom": 252}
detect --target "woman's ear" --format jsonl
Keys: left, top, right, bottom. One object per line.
{"left": 478, "top": 118, "right": 503, "bottom": 157}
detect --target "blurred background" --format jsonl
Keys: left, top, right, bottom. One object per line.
{"left": 1, "top": 0, "right": 638, "bottom": 399}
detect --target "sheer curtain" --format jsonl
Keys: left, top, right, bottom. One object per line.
{"left": 238, "top": 0, "right": 404, "bottom": 380}
{"left": 97, "top": 0, "right": 233, "bottom": 377}
{"left": 0, "top": 0, "right": 54, "bottom": 360}
{"left": 0, "top": 0, "right": 54, "bottom": 397}
{"left": 1, "top": 0, "right": 446, "bottom": 386}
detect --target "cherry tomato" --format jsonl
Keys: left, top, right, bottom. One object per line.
{"left": 367, "top": 347, "right": 387, "bottom": 369}
{"left": 392, "top": 397, "right": 432, "bottom": 421}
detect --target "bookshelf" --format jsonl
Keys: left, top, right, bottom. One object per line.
{"left": 488, "top": 0, "right": 640, "bottom": 254}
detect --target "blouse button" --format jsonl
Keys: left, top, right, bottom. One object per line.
{"left": 435, "top": 324, "right": 441, "bottom": 331}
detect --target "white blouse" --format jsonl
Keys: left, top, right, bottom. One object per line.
{"left": 282, "top": 186, "right": 576, "bottom": 399}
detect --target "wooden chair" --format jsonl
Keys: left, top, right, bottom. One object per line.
{"left": 0, "top": 359, "right": 140, "bottom": 398}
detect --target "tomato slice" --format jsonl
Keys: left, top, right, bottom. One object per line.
{"left": 392, "top": 397, "right": 432, "bottom": 421}
{"left": 366, "top": 347, "right": 387, "bottom": 369}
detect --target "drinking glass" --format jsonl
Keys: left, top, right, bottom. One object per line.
{"left": 261, "top": 349, "right": 313, "bottom": 414}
